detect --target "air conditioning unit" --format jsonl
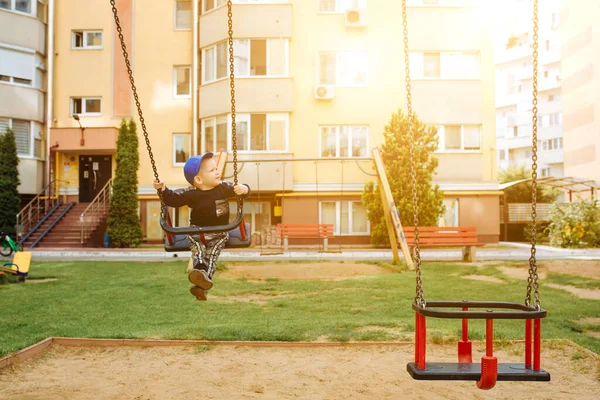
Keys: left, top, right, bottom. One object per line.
{"left": 314, "top": 85, "right": 335, "bottom": 100}
{"left": 345, "top": 8, "right": 367, "bottom": 27}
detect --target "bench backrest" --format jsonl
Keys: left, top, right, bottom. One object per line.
{"left": 277, "top": 224, "right": 335, "bottom": 238}
{"left": 402, "top": 226, "right": 480, "bottom": 246}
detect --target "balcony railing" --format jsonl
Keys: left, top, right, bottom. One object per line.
{"left": 80, "top": 178, "right": 112, "bottom": 244}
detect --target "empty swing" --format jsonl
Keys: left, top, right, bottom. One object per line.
{"left": 110, "top": 0, "right": 251, "bottom": 250}
{"left": 401, "top": 0, "right": 550, "bottom": 390}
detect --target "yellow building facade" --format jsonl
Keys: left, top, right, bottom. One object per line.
{"left": 49, "top": 0, "right": 500, "bottom": 244}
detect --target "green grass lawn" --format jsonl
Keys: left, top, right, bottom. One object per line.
{"left": 0, "top": 260, "right": 598, "bottom": 358}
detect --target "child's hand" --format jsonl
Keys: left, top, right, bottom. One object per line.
{"left": 153, "top": 180, "right": 165, "bottom": 191}
{"left": 233, "top": 184, "right": 248, "bottom": 196}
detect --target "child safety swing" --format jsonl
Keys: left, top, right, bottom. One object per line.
{"left": 109, "top": 0, "right": 250, "bottom": 250}
{"left": 401, "top": 0, "right": 550, "bottom": 390}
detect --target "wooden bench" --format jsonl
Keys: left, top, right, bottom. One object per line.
{"left": 277, "top": 224, "right": 335, "bottom": 251}
{"left": 402, "top": 226, "right": 484, "bottom": 262}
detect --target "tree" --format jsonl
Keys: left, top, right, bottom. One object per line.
{"left": 106, "top": 119, "right": 143, "bottom": 247}
{"left": 498, "top": 165, "right": 558, "bottom": 204}
{"left": 362, "top": 109, "right": 444, "bottom": 246}
{"left": 0, "top": 128, "right": 21, "bottom": 238}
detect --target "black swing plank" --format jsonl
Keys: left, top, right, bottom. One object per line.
{"left": 407, "top": 362, "right": 551, "bottom": 382}
{"left": 164, "top": 222, "right": 251, "bottom": 252}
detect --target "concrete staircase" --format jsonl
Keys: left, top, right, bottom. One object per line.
{"left": 24, "top": 203, "right": 91, "bottom": 248}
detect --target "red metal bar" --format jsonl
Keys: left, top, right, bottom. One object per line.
{"left": 458, "top": 306, "right": 472, "bottom": 363}
{"left": 534, "top": 318, "right": 541, "bottom": 371}
{"left": 525, "top": 319, "right": 532, "bottom": 368}
{"left": 417, "top": 313, "right": 427, "bottom": 369}
{"left": 414, "top": 313, "right": 419, "bottom": 365}
{"left": 486, "top": 318, "right": 493, "bottom": 357}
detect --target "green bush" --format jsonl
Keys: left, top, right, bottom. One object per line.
{"left": 547, "top": 200, "right": 600, "bottom": 248}
{"left": 106, "top": 119, "right": 143, "bottom": 247}
{"left": 0, "top": 128, "right": 21, "bottom": 238}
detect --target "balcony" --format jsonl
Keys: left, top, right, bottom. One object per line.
{"left": 199, "top": 77, "right": 293, "bottom": 118}
{"left": 0, "top": 11, "right": 46, "bottom": 54}
{"left": 199, "top": 3, "right": 292, "bottom": 48}
{"left": 0, "top": 84, "right": 45, "bottom": 122}
{"left": 497, "top": 134, "right": 532, "bottom": 151}
{"left": 538, "top": 149, "right": 564, "bottom": 165}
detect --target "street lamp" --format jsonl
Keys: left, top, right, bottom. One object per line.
{"left": 73, "top": 114, "right": 85, "bottom": 146}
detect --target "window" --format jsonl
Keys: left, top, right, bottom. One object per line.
{"left": 319, "top": 52, "right": 368, "bottom": 86}
{"left": 319, "top": 0, "right": 367, "bottom": 13}
{"left": 202, "top": 113, "right": 288, "bottom": 153}
{"left": 410, "top": 52, "right": 480, "bottom": 79}
{"left": 0, "top": 117, "right": 32, "bottom": 156}
{"left": 234, "top": 39, "right": 288, "bottom": 77}
{"left": 71, "top": 97, "right": 102, "bottom": 116}
{"left": 72, "top": 30, "right": 103, "bottom": 49}
{"left": 173, "top": 133, "right": 191, "bottom": 165}
{"left": 1, "top": 0, "right": 39, "bottom": 15}
{"left": 202, "top": 42, "right": 228, "bottom": 84}
{"left": 499, "top": 149, "right": 506, "bottom": 161}
{"left": 230, "top": 201, "right": 270, "bottom": 234}
{"left": 36, "top": 0, "right": 44, "bottom": 21}
{"left": 175, "top": 0, "right": 191, "bottom": 30}
{"left": 320, "top": 126, "right": 368, "bottom": 158}
{"left": 201, "top": 115, "right": 228, "bottom": 153}
{"left": 320, "top": 201, "right": 369, "bottom": 235}
{"left": 174, "top": 66, "right": 191, "bottom": 97}
{"left": 202, "top": 0, "right": 225, "bottom": 13}
{"left": 436, "top": 125, "right": 481, "bottom": 151}
{"left": 0, "top": 46, "right": 34, "bottom": 87}
{"left": 235, "top": 113, "right": 288, "bottom": 151}
{"left": 439, "top": 198, "right": 458, "bottom": 227}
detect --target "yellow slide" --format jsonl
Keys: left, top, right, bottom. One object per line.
{"left": 2, "top": 252, "right": 32, "bottom": 282}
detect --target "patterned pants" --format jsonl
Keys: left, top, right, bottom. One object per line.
{"left": 188, "top": 232, "right": 229, "bottom": 279}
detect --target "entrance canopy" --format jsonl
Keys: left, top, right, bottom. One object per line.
{"left": 499, "top": 176, "right": 599, "bottom": 199}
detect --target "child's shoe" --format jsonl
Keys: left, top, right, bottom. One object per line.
{"left": 188, "top": 268, "right": 213, "bottom": 290}
{"left": 190, "top": 286, "right": 208, "bottom": 301}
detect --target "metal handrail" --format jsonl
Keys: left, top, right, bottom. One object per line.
{"left": 16, "top": 180, "right": 60, "bottom": 241}
{"left": 80, "top": 179, "right": 113, "bottom": 244}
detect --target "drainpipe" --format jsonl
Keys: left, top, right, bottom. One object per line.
{"left": 192, "top": 0, "right": 199, "bottom": 155}
{"left": 46, "top": 0, "right": 55, "bottom": 187}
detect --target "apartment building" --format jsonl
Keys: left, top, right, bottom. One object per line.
{"left": 48, "top": 0, "right": 500, "bottom": 244}
{"left": 0, "top": 0, "right": 47, "bottom": 200}
{"left": 495, "top": 0, "right": 563, "bottom": 178}
{"left": 559, "top": 0, "right": 600, "bottom": 186}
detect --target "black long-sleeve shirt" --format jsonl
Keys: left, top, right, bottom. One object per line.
{"left": 161, "top": 182, "right": 251, "bottom": 226}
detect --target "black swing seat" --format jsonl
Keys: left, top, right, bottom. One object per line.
{"left": 407, "top": 362, "right": 550, "bottom": 382}
{"left": 164, "top": 222, "right": 251, "bottom": 252}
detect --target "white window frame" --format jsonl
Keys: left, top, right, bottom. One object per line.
{"left": 233, "top": 39, "right": 289, "bottom": 78}
{"left": 318, "top": 0, "right": 367, "bottom": 14}
{"left": 407, "top": 0, "right": 475, "bottom": 6}
{"left": 200, "top": 114, "right": 229, "bottom": 153}
{"left": 202, "top": 0, "right": 226, "bottom": 14}
{"left": 436, "top": 124, "right": 481, "bottom": 152}
{"left": 319, "top": 125, "right": 369, "bottom": 158}
{"left": 174, "top": 0, "right": 192, "bottom": 30}
{"left": 70, "top": 97, "right": 102, "bottom": 117}
{"left": 201, "top": 41, "right": 229, "bottom": 85}
{"left": 234, "top": 112, "right": 289, "bottom": 152}
{"left": 0, "top": 0, "right": 38, "bottom": 16}
{"left": 0, "top": 117, "right": 38, "bottom": 158}
{"left": 318, "top": 51, "right": 369, "bottom": 87}
{"left": 319, "top": 200, "right": 370, "bottom": 236}
{"left": 409, "top": 51, "right": 480, "bottom": 80}
{"left": 439, "top": 198, "right": 459, "bottom": 227}
{"left": 173, "top": 65, "right": 192, "bottom": 98}
{"left": 71, "top": 30, "right": 104, "bottom": 50}
{"left": 173, "top": 133, "right": 192, "bottom": 166}
{"left": 201, "top": 113, "right": 289, "bottom": 153}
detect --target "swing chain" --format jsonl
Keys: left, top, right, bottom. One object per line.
{"left": 402, "top": 0, "right": 424, "bottom": 306}
{"left": 110, "top": 0, "right": 162, "bottom": 205}
{"left": 227, "top": 0, "right": 238, "bottom": 187}
{"left": 526, "top": 0, "right": 541, "bottom": 309}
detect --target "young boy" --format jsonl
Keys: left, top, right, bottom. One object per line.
{"left": 154, "top": 152, "right": 250, "bottom": 301}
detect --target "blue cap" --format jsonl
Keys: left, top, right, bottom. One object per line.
{"left": 183, "top": 152, "right": 214, "bottom": 185}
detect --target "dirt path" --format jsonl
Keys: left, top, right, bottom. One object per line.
{"left": 0, "top": 342, "right": 597, "bottom": 400}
